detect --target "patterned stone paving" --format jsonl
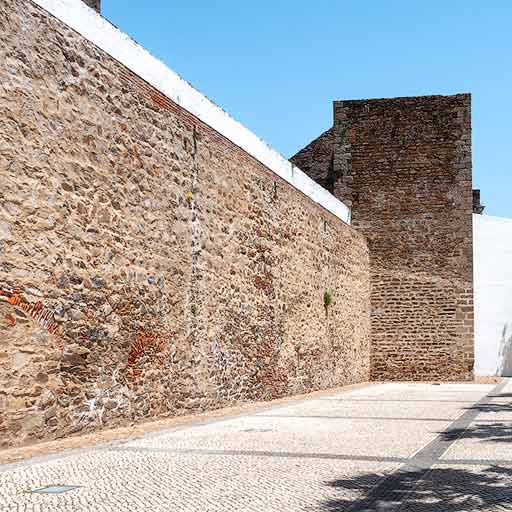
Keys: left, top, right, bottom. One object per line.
{"left": 2, "top": 381, "right": 512, "bottom": 511}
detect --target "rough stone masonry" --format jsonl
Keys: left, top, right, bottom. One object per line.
{"left": 292, "top": 95, "right": 474, "bottom": 381}
{"left": 0, "top": 0, "right": 370, "bottom": 448}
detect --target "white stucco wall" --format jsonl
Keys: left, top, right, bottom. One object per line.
{"left": 474, "top": 214, "right": 512, "bottom": 376}
{"left": 31, "top": 0, "right": 351, "bottom": 225}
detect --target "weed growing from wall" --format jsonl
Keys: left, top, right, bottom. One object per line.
{"left": 324, "top": 291, "right": 332, "bottom": 318}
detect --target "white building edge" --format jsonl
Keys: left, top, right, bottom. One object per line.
{"left": 474, "top": 214, "right": 512, "bottom": 376}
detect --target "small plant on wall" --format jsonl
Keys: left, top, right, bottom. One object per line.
{"left": 323, "top": 291, "right": 333, "bottom": 318}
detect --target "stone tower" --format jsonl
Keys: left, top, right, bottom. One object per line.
{"left": 291, "top": 94, "right": 474, "bottom": 381}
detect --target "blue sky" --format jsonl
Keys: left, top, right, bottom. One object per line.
{"left": 104, "top": 1, "right": 511, "bottom": 218}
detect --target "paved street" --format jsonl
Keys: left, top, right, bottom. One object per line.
{"left": 2, "top": 381, "right": 512, "bottom": 511}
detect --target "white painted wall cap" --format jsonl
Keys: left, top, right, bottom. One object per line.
{"left": 32, "top": 0, "right": 351, "bottom": 224}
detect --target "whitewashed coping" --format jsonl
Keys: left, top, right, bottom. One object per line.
{"left": 32, "top": 0, "right": 351, "bottom": 224}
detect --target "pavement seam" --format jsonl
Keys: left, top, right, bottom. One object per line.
{"left": 258, "top": 415, "right": 458, "bottom": 422}
{"left": 317, "top": 398, "right": 481, "bottom": 403}
{"left": 108, "top": 445, "right": 409, "bottom": 464}
{"left": 106, "top": 446, "right": 512, "bottom": 467}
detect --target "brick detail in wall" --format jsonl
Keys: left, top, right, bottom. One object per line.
{"left": 117, "top": 66, "right": 345, "bottom": 214}
{"left": 292, "top": 94, "right": 474, "bottom": 381}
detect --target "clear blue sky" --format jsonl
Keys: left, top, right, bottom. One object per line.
{"left": 104, "top": 1, "right": 511, "bottom": 218}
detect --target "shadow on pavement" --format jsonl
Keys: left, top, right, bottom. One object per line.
{"left": 440, "top": 422, "right": 512, "bottom": 443}
{"left": 321, "top": 465, "right": 512, "bottom": 511}
{"left": 469, "top": 402, "right": 512, "bottom": 413}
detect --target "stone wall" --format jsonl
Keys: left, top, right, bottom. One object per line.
{"left": 292, "top": 95, "right": 474, "bottom": 381}
{"left": 0, "top": 0, "right": 370, "bottom": 448}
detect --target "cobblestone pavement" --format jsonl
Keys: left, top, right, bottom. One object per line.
{"left": 2, "top": 381, "right": 512, "bottom": 511}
